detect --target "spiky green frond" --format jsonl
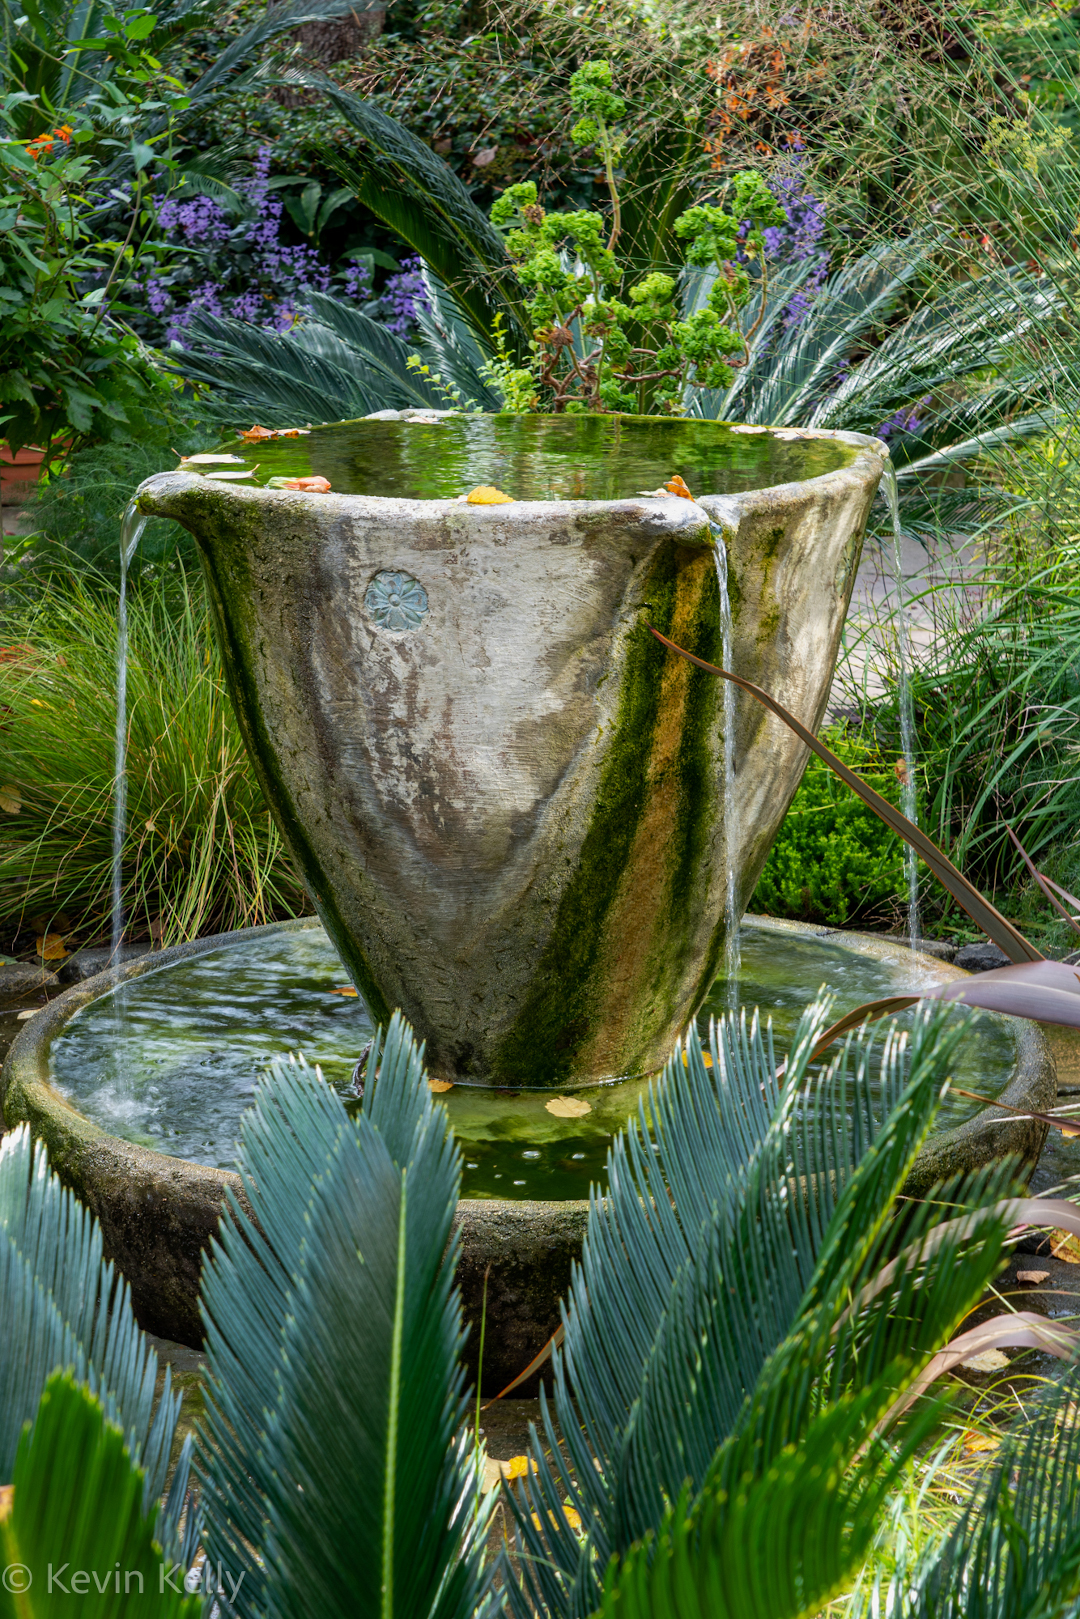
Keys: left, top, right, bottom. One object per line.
{"left": 0, "top": 1373, "right": 201, "bottom": 1619}
{"left": 888, "top": 1356, "right": 1080, "bottom": 1619}
{"left": 0, "top": 1127, "right": 180, "bottom": 1506}
{"left": 166, "top": 303, "right": 446, "bottom": 426}
{"left": 199, "top": 1017, "right": 494, "bottom": 1619}
{"left": 502, "top": 1005, "right": 1021, "bottom": 1619}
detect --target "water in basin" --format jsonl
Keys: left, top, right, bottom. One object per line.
{"left": 48, "top": 920, "right": 1020, "bottom": 1199}
{"left": 198, "top": 415, "right": 854, "bottom": 502}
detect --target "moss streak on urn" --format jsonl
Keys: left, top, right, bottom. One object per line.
{"left": 135, "top": 421, "right": 886, "bottom": 1087}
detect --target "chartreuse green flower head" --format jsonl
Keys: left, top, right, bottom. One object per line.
{"left": 569, "top": 58, "right": 627, "bottom": 147}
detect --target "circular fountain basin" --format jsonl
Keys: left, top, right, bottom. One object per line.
{"left": 1, "top": 917, "right": 1056, "bottom": 1387}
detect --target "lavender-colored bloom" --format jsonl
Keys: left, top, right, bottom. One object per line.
{"left": 761, "top": 153, "right": 829, "bottom": 329}
{"left": 876, "top": 397, "right": 931, "bottom": 440}
{"left": 378, "top": 257, "right": 431, "bottom": 337}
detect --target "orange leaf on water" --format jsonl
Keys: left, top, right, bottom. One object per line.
{"left": 267, "top": 475, "right": 331, "bottom": 492}
{"left": 466, "top": 485, "right": 514, "bottom": 505}
{"left": 240, "top": 424, "right": 275, "bottom": 441}
{"left": 330, "top": 985, "right": 358, "bottom": 997}
{"left": 429, "top": 1079, "right": 454, "bottom": 1093}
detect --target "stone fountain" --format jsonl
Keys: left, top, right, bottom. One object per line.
{"left": 1, "top": 412, "right": 1057, "bottom": 1376}
{"left": 132, "top": 413, "right": 885, "bottom": 1087}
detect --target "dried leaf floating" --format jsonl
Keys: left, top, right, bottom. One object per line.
{"left": 466, "top": 485, "right": 513, "bottom": 505}
{"left": 239, "top": 424, "right": 275, "bottom": 441}
{"left": 330, "top": 986, "right": 358, "bottom": 997}
{"left": 428, "top": 1079, "right": 454, "bottom": 1093}
{"left": 267, "top": 476, "right": 331, "bottom": 493}
{"left": 545, "top": 1095, "right": 592, "bottom": 1118}
{"left": 180, "top": 454, "right": 248, "bottom": 466}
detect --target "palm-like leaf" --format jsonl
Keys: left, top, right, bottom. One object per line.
{"left": 687, "top": 235, "right": 1059, "bottom": 501}
{"left": 0, "top": 1373, "right": 201, "bottom": 1619}
{"left": 0, "top": 1126, "right": 181, "bottom": 1508}
{"left": 165, "top": 302, "right": 446, "bottom": 425}
{"left": 860, "top": 1354, "right": 1080, "bottom": 1619}
{"left": 502, "top": 1003, "right": 1021, "bottom": 1619}
{"left": 198, "top": 1019, "right": 494, "bottom": 1619}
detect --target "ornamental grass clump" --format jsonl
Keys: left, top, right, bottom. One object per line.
{"left": 0, "top": 569, "right": 308, "bottom": 952}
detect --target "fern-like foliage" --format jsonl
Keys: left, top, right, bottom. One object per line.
{"left": 198, "top": 1016, "right": 495, "bottom": 1619}
{"left": 0, "top": 1127, "right": 187, "bottom": 1523}
{"left": 501, "top": 1002, "right": 1024, "bottom": 1619}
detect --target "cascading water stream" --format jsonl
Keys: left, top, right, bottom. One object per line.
{"left": 880, "top": 460, "right": 920, "bottom": 948}
{"left": 113, "top": 502, "right": 148, "bottom": 973}
{"left": 710, "top": 521, "right": 740, "bottom": 1008}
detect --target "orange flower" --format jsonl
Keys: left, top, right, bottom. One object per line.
{"left": 55, "top": 124, "right": 74, "bottom": 144}
{"left": 27, "top": 134, "right": 54, "bottom": 159}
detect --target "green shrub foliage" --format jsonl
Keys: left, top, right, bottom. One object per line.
{"left": 752, "top": 727, "right": 909, "bottom": 927}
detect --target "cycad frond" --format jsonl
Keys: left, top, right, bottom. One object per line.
{"left": 0, "top": 1373, "right": 201, "bottom": 1619}
{"left": 891, "top": 1356, "right": 1080, "bottom": 1619}
{"left": 0, "top": 1127, "right": 180, "bottom": 1507}
{"left": 502, "top": 1004, "right": 1019, "bottom": 1619}
{"left": 165, "top": 305, "right": 445, "bottom": 425}
{"left": 199, "top": 1018, "right": 494, "bottom": 1619}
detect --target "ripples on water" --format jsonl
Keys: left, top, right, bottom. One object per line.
{"left": 49, "top": 922, "right": 1019, "bottom": 1199}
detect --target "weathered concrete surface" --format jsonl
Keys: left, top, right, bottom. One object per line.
{"left": 135, "top": 426, "right": 886, "bottom": 1087}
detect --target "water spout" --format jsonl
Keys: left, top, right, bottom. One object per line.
{"left": 113, "top": 502, "right": 148, "bottom": 969}
{"left": 879, "top": 461, "right": 920, "bottom": 948}
{"left": 710, "top": 523, "right": 740, "bottom": 1007}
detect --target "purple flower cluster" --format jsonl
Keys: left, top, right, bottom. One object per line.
{"left": 762, "top": 153, "right": 829, "bottom": 329}
{"left": 141, "top": 148, "right": 429, "bottom": 348}
{"left": 876, "top": 397, "right": 931, "bottom": 441}
{"left": 378, "top": 257, "right": 430, "bottom": 336}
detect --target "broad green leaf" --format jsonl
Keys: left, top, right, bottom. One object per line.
{"left": 0, "top": 1373, "right": 201, "bottom": 1619}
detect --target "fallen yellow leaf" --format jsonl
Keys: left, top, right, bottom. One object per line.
{"left": 331, "top": 986, "right": 358, "bottom": 997}
{"left": 0, "top": 785, "right": 20, "bottom": 813}
{"left": 961, "top": 1349, "right": 1011, "bottom": 1373}
{"left": 36, "top": 933, "right": 67, "bottom": 961}
{"left": 545, "top": 1095, "right": 592, "bottom": 1118}
{"left": 506, "top": 1456, "right": 535, "bottom": 1480}
{"left": 530, "top": 1506, "right": 583, "bottom": 1533}
{"left": 466, "top": 485, "right": 514, "bottom": 505}
{"left": 963, "top": 1431, "right": 1001, "bottom": 1455}
{"left": 429, "top": 1078, "right": 454, "bottom": 1093}
{"left": 1051, "top": 1230, "right": 1080, "bottom": 1263}
{"left": 664, "top": 474, "right": 694, "bottom": 500}
{"left": 681, "top": 1048, "right": 713, "bottom": 1069}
